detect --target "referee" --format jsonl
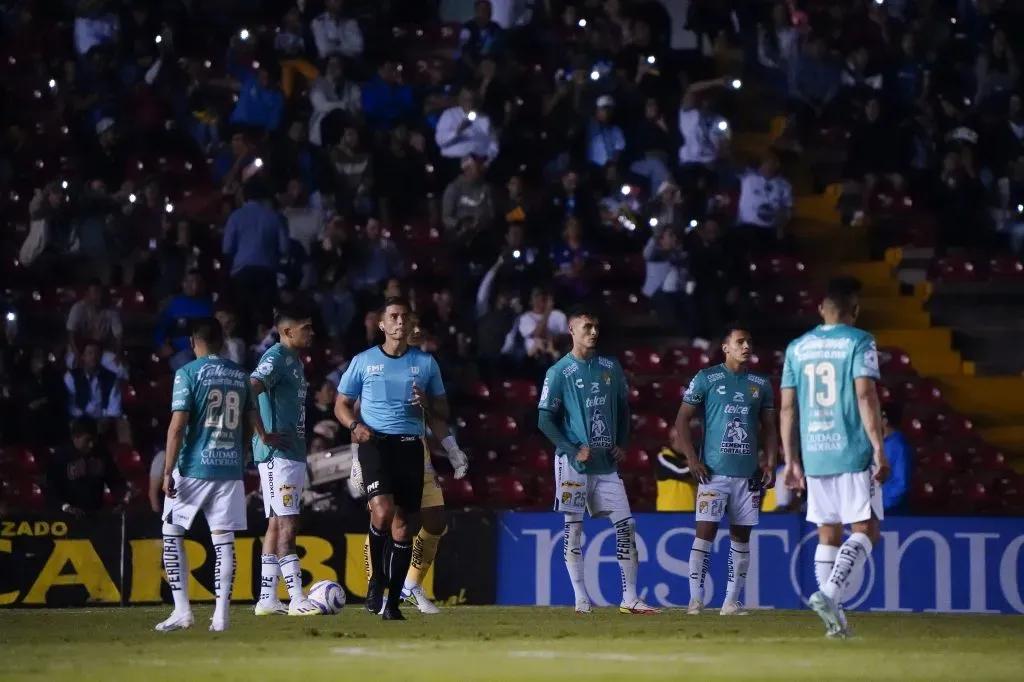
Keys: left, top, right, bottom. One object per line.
{"left": 335, "top": 296, "right": 450, "bottom": 621}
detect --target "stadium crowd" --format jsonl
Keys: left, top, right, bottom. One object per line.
{"left": 0, "top": 0, "right": 1021, "bottom": 518}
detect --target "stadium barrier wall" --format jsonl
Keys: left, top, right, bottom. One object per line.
{"left": 0, "top": 511, "right": 496, "bottom": 608}
{"left": 495, "top": 512, "right": 1024, "bottom": 614}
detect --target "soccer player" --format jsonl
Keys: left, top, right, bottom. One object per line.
{"left": 157, "top": 317, "right": 278, "bottom": 632}
{"left": 780, "top": 277, "right": 890, "bottom": 638}
{"left": 671, "top": 324, "right": 778, "bottom": 616}
{"left": 536, "top": 307, "right": 660, "bottom": 615}
{"left": 335, "top": 296, "right": 453, "bottom": 620}
{"left": 251, "top": 304, "right": 320, "bottom": 617}
{"left": 353, "top": 313, "right": 469, "bottom": 614}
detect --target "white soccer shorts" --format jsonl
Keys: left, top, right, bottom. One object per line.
{"left": 695, "top": 475, "right": 760, "bottom": 527}
{"left": 806, "top": 469, "right": 884, "bottom": 526}
{"left": 553, "top": 455, "right": 630, "bottom": 518}
{"left": 162, "top": 474, "right": 247, "bottom": 531}
{"left": 258, "top": 457, "right": 307, "bottom": 518}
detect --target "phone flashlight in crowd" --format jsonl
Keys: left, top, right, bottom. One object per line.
{"left": 149, "top": 238, "right": 158, "bottom": 251}
{"left": 239, "top": 28, "right": 250, "bottom": 41}
{"left": 128, "top": 193, "right": 137, "bottom": 204}
{"left": 717, "top": 120, "right": 729, "bottom": 132}
{"left": 48, "top": 79, "right": 56, "bottom": 90}
{"left": 165, "top": 202, "right": 174, "bottom": 214}
{"left": 425, "top": 163, "right": 434, "bottom": 173}
{"left": 578, "top": 18, "right": 587, "bottom": 28}
{"left": 950, "top": 17, "right": 957, "bottom": 25}
{"left": 590, "top": 70, "right": 600, "bottom": 81}
{"left": 1017, "top": 203, "right": 1023, "bottom": 214}
{"left": 467, "top": 110, "right": 478, "bottom": 122}
{"left": 649, "top": 218, "right": 659, "bottom": 228}
{"left": 690, "top": 219, "right": 699, "bottom": 229}
{"left": 5, "top": 312, "right": 15, "bottom": 323}
{"left": 963, "top": 97, "right": 972, "bottom": 107}
{"left": 155, "top": 34, "right": 162, "bottom": 45}
{"left": 61, "top": 180, "right": 68, "bottom": 190}
{"left": 254, "top": 157, "right": 264, "bottom": 168}
{"left": 731, "top": 79, "right": 742, "bottom": 90}
{"left": 620, "top": 184, "right": 631, "bottom": 196}
{"left": 512, "top": 249, "right": 522, "bottom": 259}
{"left": 873, "top": 0, "right": 884, "bottom": 5}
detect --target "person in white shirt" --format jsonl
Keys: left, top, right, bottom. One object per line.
{"left": 642, "top": 228, "right": 693, "bottom": 331}
{"left": 311, "top": 0, "right": 364, "bottom": 60}
{"left": 736, "top": 152, "right": 794, "bottom": 251}
{"left": 502, "top": 287, "right": 568, "bottom": 360}
{"left": 677, "top": 76, "right": 733, "bottom": 170}
{"left": 74, "top": 4, "right": 120, "bottom": 57}
{"left": 309, "top": 56, "right": 362, "bottom": 147}
{"left": 435, "top": 88, "right": 501, "bottom": 177}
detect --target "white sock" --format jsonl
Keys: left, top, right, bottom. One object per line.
{"left": 724, "top": 540, "right": 750, "bottom": 605}
{"left": 814, "top": 544, "right": 839, "bottom": 593}
{"left": 259, "top": 553, "right": 280, "bottom": 602}
{"left": 610, "top": 512, "right": 638, "bottom": 604}
{"left": 563, "top": 514, "right": 587, "bottom": 603}
{"left": 688, "top": 538, "right": 712, "bottom": 603}
{"left": 162, "top": 524, "right": 190, "bottom": 613}
{"left": 279, "top": 554, "right": 304, "bottom": 602}
{"left": 823, "top": 533, "right": 873, "bottom": 602}
{"left": 212, "top": 533, "right": 235, "bottom": 620}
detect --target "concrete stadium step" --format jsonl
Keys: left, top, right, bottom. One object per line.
{"left": 857, "top": 297, "right": 932, "bottom": 329}
{"left": 979, "top": 425, "right": 1024, "bottom": 458}
{"left": 937, "top": 376, "right": 1024, "bottom": 426}
{"left": 873, "top": 328, "right": 963, "bottom": 375}
{"left": 835, "top": 262, "right": 900, "bottom": 297}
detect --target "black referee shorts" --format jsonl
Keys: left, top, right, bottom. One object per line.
{"left": 358, "top": 434, "right": 426, "bottom": 512}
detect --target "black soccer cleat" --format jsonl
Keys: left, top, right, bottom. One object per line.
{"left": 381, "top": 606, "right": 406, "bottom": 621}
{"left": 365, "top": 578, "right": 384, "bottom": 615}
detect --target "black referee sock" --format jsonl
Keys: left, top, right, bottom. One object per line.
{"left": 384, "top": 540, "right": 413, "bottom": 610}
{"left": 368, "top": 525, "right": 388, "bottom": 585}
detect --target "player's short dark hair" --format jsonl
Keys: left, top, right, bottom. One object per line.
{"left": 722, "top": 322, "right": 752, "bottom": 342}
{"left": 567, "top": 305, "right": 599, "bottom": 323}
{"left": 823, "top": 277, "right": 863, "bottom": 316}
{"left": 70, "top": 417, "right": 98, "bottom": 439}
{"left": 275, "top": 302, "right": 313, "bottom": 326}
{"left": 190, "top": 316, "right": 224, "bottom": 350}
{"left": 381, "top": 296, "right": 411, "bottom": 313}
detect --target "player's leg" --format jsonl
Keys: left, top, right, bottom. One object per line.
{"left": 205, "top": 479, "right": 247, "bottom": 631}
{"left": 720, "top": 477, "right": 759, "bottom": 616}
{"left": 592, "top": 474, "right": 660, "bottom": 614}
{"left": 361, "top": 441, "right": 394, "bottom": 614}
{"left": 689, "top": 477, "right": 727, "bottom": 614}
{"left": 156, "top": 475, "right": 195, "bottom": 631}
{"left": 402, "top": 503, "right": 445, "bottom": 614}
{"left": 267, "top": 459, "right": 317, "bottom": 615}
{"left": 255, "top": 461, "right": 286, "bottom": 615}
{"left": 804, "top": 474, "right": 850, "bottom": 636}
{"left": 380, "top": 443, "right": 424, "bottom": 620}
{"left": 554, "top": 456, "right": 590, "bottom": 612}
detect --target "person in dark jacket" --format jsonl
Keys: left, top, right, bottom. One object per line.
{"left": 46, "top": 417, "right": 129, "bottom": 517}
{"left": 17, "top": 348, "right": 68, "bottom": 447}
{"left": 64, "top": 340, "right": 122, "bottom": 428}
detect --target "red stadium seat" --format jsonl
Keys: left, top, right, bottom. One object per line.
{"left": 966, "top": 445, "right": 1010, "bottom": 472}
{"left": 600, "top": 290, "right": 649, "bottom": 315}
{"left": 665, "top": 346, "right": 711, "bottom": 372}
{"left": 877, "top": 347, "right": 913, "bottom": 373}
{"left": 483, "top": 474, "right": 529, "bottom": 508}
{"left": 620, "top": 446, "right": 654, "bottom": 473}
{"left": 466, "top": 380, "right": 492, "bottom": 402}
{"left": 112, "top": 445, "right": 146, "bottom": 476}
{"left": 988, "top": 256, "right": 1024, "bottom": 283}
{"left": 748, "top": 349, "right": 783, "bottom": 375}
{"left": 457, "top": 413, "right": 519, "bottom": 442}
{"left": 437, "top": 475, "right": 477, "bottom": 506}
{"left": 1, "top": 445, "right": 40, "bottom": 474}
{"left": 927, "top": 255, "right": 978, "bottom": 283}
{"left": 622, "top": 348, "right": 662, "bottom": 375}
{"left": 649, "top": 379, "right": 687, "bottom": 403}
{"left": 508, "top": 447, "right": 552, "bottom": 473}
{"left": 631, "top": 412, "right": 670, "bottom": 442}
{"left": 915, "top": 448, "right": 958, "bottom": 472}
{"left": 495, "top": 379, "right": 538, "bottom": 406}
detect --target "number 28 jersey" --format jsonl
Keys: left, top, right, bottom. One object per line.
{"left": 781, "top": 324, "right": 880, "bottom": 477}
{"left": 171, "top": 355, "right": 252, "bottom": 480}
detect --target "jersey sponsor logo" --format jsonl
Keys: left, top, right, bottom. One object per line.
{"left": 589, "top": 410, "right": 613, "bottom": 449}
{"left": 602, "top": 372, "right": 611, "bottom": 385}
{"left": 574, "top": 378, "right": 584, "bottom": 389}
{"left": 366, "top": 364, "right": 384, "bottom": 375}
{"left": 750, "top": 386, "right": 760, "bottom": 399}
{"left": 724, "top": 404, "right": 750, "bottom": 415}
{"left": 590, "top": 382, "right": 601, "bottom": 394}
{"left": 792, "top": 335, "right": 853, "bottom": 361}
{"left": 805, "top": 432, "right": 843, "bottom": 452}
{"left": 366, "top": 481, "right": 380, "bottom": 493}
{"left": 410, "top": 366, "right": 420, "bottom": 375}
{"left": 585, "top": 395, "right": 607, "bottom": 408}
{"left": 598, "top": 358, "right": 614, "bottom": 369}
{"left": 748, "top": 374, "right": 766, "bottom": 386}
{"left": 174, "top": 375, "right": 183, "bottom": 385}
{"left": 562, "top": 363, "right": 579, "bottom": 378}
{"left": 716, "top": 385, "right": 727, "bottom": 395}
{"left": 732, "top": 392, "right": 745, "bottom": 403}
{"left": 807, "top": 420, "right": 835, "bottom": 433}
{"left": 863, "top": 345, "right": 880, "bottom": 373}
{"left": 720, "top": 418, "right": 751, "bottom": 455}
{"left": 707, "top": 372, "right": 725, "bottom": 382}
{"left": 539, "top": 379, "right": 550, "bottom": 404}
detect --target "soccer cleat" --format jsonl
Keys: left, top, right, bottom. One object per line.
{"left": 288, "top": 597, "right": 321, "bottom": 616}
{"left": 403, "top": 585, "right": 441, "bottom": 614}
{"left": 209, "top": 617, "right": 228, "bottom": 632}
{"left": 365, "top": 577, "right": 384, "bottom": 615}
{"left": 253, "top": 598, "right": 288, "bottom": 616}
{"left": 809, "top": 591, "right": 846, "bottom": 638}
{"left": 827, "top": 607, "right": 851, "bottom": 639}
{"left": 574, "top": 598, "right": 593, "bottom": 614}
{"left": 686, "top": 599, "right": 704, "bottom": 615}
{"left": 155, "top": 611, "right": 194, "bottom": 632}
{"left": 619, "top": 598, "right": 661, "bottom": 615}
{"left": 381, "top": 606, "right": 406, "bottom": 621}
{"left": 720, "top": 602, "right": 749, "bottom": 616}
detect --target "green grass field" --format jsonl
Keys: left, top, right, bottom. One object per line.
{"left": 2, "top": 606, "right": 1023, "bottom": 681}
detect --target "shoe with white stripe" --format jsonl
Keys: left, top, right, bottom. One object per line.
{"left": 809, "top": 591, "right": 846, "bottom": 638}
{"left": 575, "top": 598, "right": 592, "bottom": 614}
{"left": 288, "top": 597, "right": 321, "bottom": 616}
{"left": 155, "top": 610, "right": 194, "bottom": 632}
{"left": 687, "top": 599, "right": 704, "bottom": 615}
{"left": 253, "top": 598, "right": 288, "bottom": 616}
{"left": 720, "top": 601, "right": 749, "bottom": 616}
{"left": 403, "top": 584, "right": 441, "bottom": 614}
{"left": 209, "top": 616, "right": 228, "bottom": 632}
{"left": 619, "top": 598, "right": 661, "bottom": 614}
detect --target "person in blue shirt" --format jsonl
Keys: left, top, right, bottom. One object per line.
{"left": 156, "top": 317, "right": 279, "bottom": 633}
{"left": 587, "top": 95, "right": 626, "bottom": 170}
{"left": 154, "top": 270, "right": 214, "bottom": 371}
{"left": 362, "top": 59, "right": 416, "bottom": 132}
{"left": 335, "top": 296, "right": 464, "bottom": 620}
{"left": 226, "top": 55, "right": 284, "bottom": 133}
{"left": 881, "top": 403, "right": 911, "bottom": 514}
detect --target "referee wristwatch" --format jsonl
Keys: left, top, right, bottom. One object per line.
{"left": 348, "top": 420, "right": 362, "bottom": 431}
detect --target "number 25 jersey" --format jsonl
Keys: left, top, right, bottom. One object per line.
{"left": 171, "top": 355, "right": 252, "bottom": 480}
{"left": 781, "top": 324, "right": 880, "bottom": 477}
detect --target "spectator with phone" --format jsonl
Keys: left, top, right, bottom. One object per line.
{"left": 46, "top": 417, "right": 130, "bottom": 518}
{"left": 435, "top": 88, "right": 500, "bottom": 182}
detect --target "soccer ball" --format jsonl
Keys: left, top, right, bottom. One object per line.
{"left": 307, "top": 580, "right": 346, "bottom": 614}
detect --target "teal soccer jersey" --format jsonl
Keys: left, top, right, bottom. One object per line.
{"left": 682, "top": 364, "right": 774, "bottom": 478}
{"left": 170, "top": 355, "right": 251, "bottom": 480}
{"left": 537, "top": 353, "right": 630, "bottom": 475}
{"left": 251, "top": 343, "right": 308, "bottom": 463}
{"left": 781, "top": 324, "right": 881, "bottom": 476}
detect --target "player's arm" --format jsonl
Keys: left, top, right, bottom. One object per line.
{"left": 759, "top": 383, "right": 779, "bottom": 488}
{"left": 671, "top": 373, "right": 708, "bottom": 481}
{"left": 244, "top": 381, "right": 280, "bottom": 448}
{"left": 779, "top": 347, "right": 804, "bottom": 488}
{"left": 853, "top": 336, "right": 889, "bottom": 482}
{"left": 613, "top": 361, "right": 631, "bottom": 453}
{"left": 421, "top": 357, "right": 469, "bottom": 478}
{"left": 334, "top": 360, "right": 373, "bottom": 443}
{"left": 163, "top": 413, "right": 189, "bottom": 499}
{"left": 536, "top": 370, "right": 585, "bottom": 459}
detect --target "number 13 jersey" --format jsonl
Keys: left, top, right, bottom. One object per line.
{"left": 781, "top": 324, "right": 880, "bottom": 477}
{"left": 171, "top": 355, "right": 252, "bottom": 480}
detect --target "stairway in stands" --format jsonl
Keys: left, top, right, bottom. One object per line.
{"left": 736, "top": 119, "right": 1024, "bottom": 470}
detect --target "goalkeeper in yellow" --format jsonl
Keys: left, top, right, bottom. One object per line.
{"left": 349, "top": 314, "right": 468, "bottom": 613}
